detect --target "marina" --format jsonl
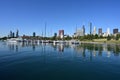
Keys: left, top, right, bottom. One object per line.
{"left": 6, "top": 38, "right": 81, "bottom": 45}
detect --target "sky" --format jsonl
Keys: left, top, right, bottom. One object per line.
{"left": 0, "top": 0, "right": 120, "bottom": 37}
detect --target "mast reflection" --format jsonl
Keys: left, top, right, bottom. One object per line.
{"left": 6, "top": 42, "right": 120, "bottom": 58}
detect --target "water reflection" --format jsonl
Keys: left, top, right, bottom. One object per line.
{"left": 7, "top": 43, "right": 19, "bottom": 52}
{"left": 32, "top": 44, "right": 36, "bottom": 51}
{"left": 6, "top": 42, "right": 120, "bottom": 57}
{"left": 73, "top": 43, "right": 120, "bottom": 58}
{"left": 58, "top": 44, "right": 64, "bottom": 52}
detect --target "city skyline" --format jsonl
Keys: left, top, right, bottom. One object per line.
{"left": 0, "top": 0, "right": 120, "bottom": 37}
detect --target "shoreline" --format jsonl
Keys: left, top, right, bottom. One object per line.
{"left": 80, "top": 39, "right": 120, "bottom": 45}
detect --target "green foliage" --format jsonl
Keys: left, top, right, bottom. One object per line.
{"left": 79, "top": 36, "right": 84, "bottom": 41}
{"left": 99, "top": 35, "right": 103, "bottom": 39}
{"left": 94, "top": 34, "right": 98, "bottom": 39}
{"left": 51, "top": 36, "right": 57, "bottom": 40}
{"left": 115, "top": 34, "right": 119, "bottom": 40}
{"left": 0, "top": 37, "right": 7, "bottom": 40}
{"left": 64, "top": 36, "right": 72, "bottom": 40}
{"left": 77, "top": 34, "right": 99, "bottom": 41}
{"left": 107, "top": 35, "right": 111, "bottom": 41}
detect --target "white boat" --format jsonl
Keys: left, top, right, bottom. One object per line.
{"left": 7, "top": 38, "right": 22, "bottom": 43}
{"left": 53, "top": 40, "right": 66, "bottom": 44}
{"left": 70, "top": 40, "right": 80, "bottom": 45}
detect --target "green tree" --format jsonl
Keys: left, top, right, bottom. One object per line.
{"left": 94, "top": 34, "right": 98, "bottom": 39}
{"left": 79, "top": 36, "right": 84, "bottom": 41}
{"left": 115, "top": 34, "right": 119, "bottom": 40}
{"left": 64, "top": 36, "right": 72, "bottom": 40}
{"left": 0, "top": 37, "right": 7, "bottom": 40}
{"left": 99, "top": 35, "right": 103, "bottom": 39}
{"left": 107, "top": 35, "right": 111, "bottom": 41}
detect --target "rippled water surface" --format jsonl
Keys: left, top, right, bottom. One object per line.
{"left": 0, "top": 41, "right": 120, "bottom": 80}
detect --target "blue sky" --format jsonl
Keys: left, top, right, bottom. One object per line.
{"left": 0, "top": 0, "right": 120, "bottom": 37}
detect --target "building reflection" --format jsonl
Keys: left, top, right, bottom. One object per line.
{"left": 107, "top": 51, "right": 111, "bottom": 58}
{"left": 74, "top": 43, "right": 120, "bottom": 58}
{"left": 58, "top": 44, "right": 64, "bottom": 52}
{"left": 93, "top": 50, "right": 97, "bottom": 57}
{"left": 32, "top": 44, "right": 36, "bottom": 51}
{"left": 113, "top": 45, "right": 120, "bottom": 56}
{"left": 6, "top": 42, "right": 120, "bottom": 58}
{"left": 16, "top": 45, "right": 18, "bottom": 52}
{"left": 8, "top": 43, "right": 17, "bottom": 52}
{"left": 52, "top": 44, "right": 65, "bottom": 52}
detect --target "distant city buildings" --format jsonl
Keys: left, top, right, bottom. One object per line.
{"left": 107, "top": 28, "right": 110, "bottom": 35}
{"left": 93, "top": 26, "right": 96, "bottom": 35}
{"left": 113, "top": 28, "right": 118, "bottom": 34}
{"left": 54, "top": 33, "right": 57, "bottom": 37}
{"left": 82, "top": 25, "right": 85, "bottom": 36}
{"left": 90, "top": 22, "right": 92, "bottom": 35}
{"left": 59, "top": 30, "right": 64, "bottom": 39}
{"left": 33, "top": 32, "right": 36, "bottom": 37}
{"left": 9, "top": 30, "right": 19, "bottom": 38}
{"left": 8, "top": 31, "right": 15, "bottom": 38}
{"left": 113, "top": 28, "right": 119, "bottom": 36}
{"left": 98, "top": 28, "right": 102, "bottom": 36}
{"left": 12, "top": 32, "right": 15, "bottom": 38}
{"left": 10, "top": 31, "right": 13, "bottom": 38}
{"left": 74, "top": 25, "right": 85, "bottom": 37}
{"left": 16, "top": 30, "right": 19, "bottom": 38}
{"left": 5, "top": 24, "right": 120, "bottom": 40}
{"left": 103, "top": 28, "right": 110, "bottom": 37}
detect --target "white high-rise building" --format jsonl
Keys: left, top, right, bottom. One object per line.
{"left": 103, "top": 28, "right": 110, "bottom": 37}
{"left": 76, "top": 28, "right": 84, "bottom": 37}
{"left": 75, "top": 26, "right": 85, "bottom": 37}
{"left": 107, "top": 28, "right": 110, "bottom": 36}
{"left": 93, "top": 26, "right": 96, "bottom": 35}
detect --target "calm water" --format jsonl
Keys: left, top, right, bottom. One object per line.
{"left": 0, "top": 41, "right": 120, "bottom": 80}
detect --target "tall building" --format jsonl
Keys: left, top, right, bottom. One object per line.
{"left": 93, "top": 26, "right": 96, "bottom": 35}
{"left": 12, "top": 32, "right": 15, "bottom": 38}
{"left": 103, "top": 28, "right": 110, "bottom": 37}
{"left": 82, "top": 25, "right": 85, "bottom": 36}
{"left": 59, "top": 30, "right": 64, "bottom": 39}
{"left": 107, "top": 28, "right": 110, "bottom": 35}
{"left": 10, "top": 31, "right": 13, "bottom": 38}
{"left": 16, "top": 30, "right": 19, "bottom": 38}
{"left": 90, "top": 22, "right": 92, "bottom": 35}
{"left": 113, "top": 28, "right": 118, "bottom": 34}
{"left": 54, "top": 33, "right": 57, "bottom": 37}
{"left": 75, "top": 26, "right": 85, "bottom": 37}
{"left": 33, "top": 32, "right": 36, "bottom": 37}
{"left": 98, "top": 28, "right": 102, "bottom": 36}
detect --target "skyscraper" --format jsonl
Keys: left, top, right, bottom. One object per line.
{"left": 59, "top": 30, "right": 64, "bottom": 39}
{"left": 98, "top": 28, "right": 102, "bottom": 36}
{"left": 75, "top": 27, "right": 85, "bottom": 37}
{"left": 93, "top": 26, "right": 96, "bottom": 35}
{"left": 10, "top": 31, "right": 12, "bottom": 38}
{"left": 113, "top": 28, "right": 118, "bottom": 34}
{"left": 90, "top": 22, "right": 92, "bottom": 35}
{"left": 12, "top": 32, "right": 15, "bottom": 38}
{"left": 82, "top": 25, "right": 85, "bottom": 36}
{"left": 33, "top": 32, "right": 36, "bottom": 37}
{"left": 107, "top": 28, "right": 110, "bottom": 36}
{"left": 16, "top": 30, "right": 19, "bottom": 38}
{"left": 103, "top": 28, "right": 110, "bottom": 37}
{"left": 54, "top": 33, "right": 57, "bottom": 37}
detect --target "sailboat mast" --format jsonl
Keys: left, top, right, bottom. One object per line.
{"left": 45, "top": 22, "right": 47, "bottom": 38}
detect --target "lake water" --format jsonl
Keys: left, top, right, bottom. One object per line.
{"left": 0, "top": 41, "right": 120, "bottom": 80}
